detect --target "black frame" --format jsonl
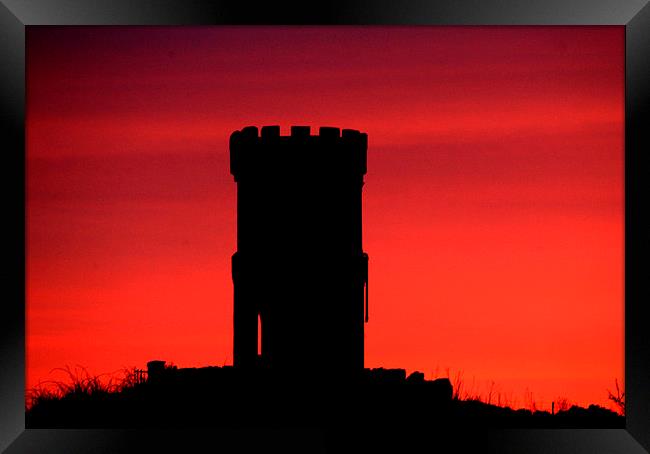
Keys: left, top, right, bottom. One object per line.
{"left": 1, "top": 1, "right": 648, "bottom": 453}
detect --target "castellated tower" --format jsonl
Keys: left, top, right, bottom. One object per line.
{"left": 230, "top": 125, "right": 369, "bottom": 382}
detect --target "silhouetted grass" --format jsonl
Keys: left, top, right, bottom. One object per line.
{"left": 607, "top": 378, "right": 625, "bottom": 416}
{"left": 26, "top": 365, "right": 140, "bottom": 411}
{"left": 439, "top": 368, "right": 625, "bottom": 417}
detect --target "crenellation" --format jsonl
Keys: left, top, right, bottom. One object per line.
{"left": 290, "top": 125, "right": 310, "bottom": 137}
{"left": 319, "top": 126, "right": 340, "bottom": 139}
{"left": 342, "top": 128, "right": 360, "bottom": 139}
{"left": 261, "top": 125, "right": 280, "bottom": 138}
{"left": 230, "top": 125, "right": 366, "bottom": 144}
{"left": 230, "top": 125, "right": 368, "bottom": 181}
{"left": 241, "top": 125, "right": 259, "bottom": 139}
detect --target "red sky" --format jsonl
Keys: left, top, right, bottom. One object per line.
{"left": 26, "top": 26, "right": 624, "bottom": 412}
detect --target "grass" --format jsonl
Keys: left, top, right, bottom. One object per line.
{"left": 607, "top": 378, "right": 625, "bottom": 416}
{"left": 26, "top": 365, "right": 141, "bottom": 411}
{"left": 438, "top": 367, "right": 624, "bottom": 417}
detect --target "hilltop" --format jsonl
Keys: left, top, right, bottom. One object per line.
{"left": 26, "top": 361, "right": 623, "bottom": 429}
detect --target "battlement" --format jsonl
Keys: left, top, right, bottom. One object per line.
{"left": 230, "top": 125, "right": 368, "bottom": 180}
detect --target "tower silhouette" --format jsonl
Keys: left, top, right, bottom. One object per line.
{"left": 230, "top": 125, "right": 368, "bottom": 382}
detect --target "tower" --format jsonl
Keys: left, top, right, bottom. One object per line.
{"left": 230, "top": 125, "right": 368, "bottom": 382}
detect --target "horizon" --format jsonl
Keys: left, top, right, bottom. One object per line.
{"left": 26, "top": 26, "right": 624, "bottom": 414}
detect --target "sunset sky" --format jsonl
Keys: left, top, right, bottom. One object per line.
{"left": 26, "top": 26, "right": 624, "bottom": 412}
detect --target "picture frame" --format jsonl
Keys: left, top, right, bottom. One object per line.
{"left": 1, "top": 1, "right": 648, "bottom": 452}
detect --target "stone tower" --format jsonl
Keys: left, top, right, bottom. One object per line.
{"left": 230, "top": 125, "right": 368, "bottom": 382}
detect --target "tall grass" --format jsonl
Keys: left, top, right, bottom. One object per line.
{"left": 607, "top": 378, "right": 625, "bottom": 416}
{"left": 26, "top": 365, "right": 140, "bottom": 410}
{"left": 437, "top": 368, "right": 624, "bottom": 416}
